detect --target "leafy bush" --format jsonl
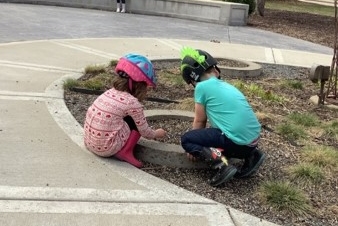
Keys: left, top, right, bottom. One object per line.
{"left": 225, "top": 0, "right": 256, "bottom": 15}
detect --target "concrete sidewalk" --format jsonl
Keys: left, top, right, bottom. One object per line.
{"left": 0, "top": 3, "right": 334, "bottom": 226}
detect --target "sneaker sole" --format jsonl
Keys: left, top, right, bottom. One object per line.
{"left": 210, "top": 166, "right": 237, "bottom": 187}
{"left": 238, "top": 153, "right": 266, "bottom": 178}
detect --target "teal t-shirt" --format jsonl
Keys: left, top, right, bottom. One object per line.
{"left": 195, "top": 76, "right": 261, "bottom": 145}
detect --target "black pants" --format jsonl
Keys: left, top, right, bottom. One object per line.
{"left": 124, "top": 116, "right": 138, "bottom": 131}
{"left": 181, "top": 128, "right": 257, "bottom": 160}
{"left": 117, "top": 0, "right": 125, "bottom": 3}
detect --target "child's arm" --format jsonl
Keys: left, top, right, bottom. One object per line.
{"left": 126, "top": 106, "right": 157, "bottom": 139}
{"left": 193, "top": 103, "right": 207, "bottom": 129}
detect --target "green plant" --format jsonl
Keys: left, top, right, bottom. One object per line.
{"left": 109, "top": 59, "right": 118, "bottom": 67}
{"left": 81, "top": 73, "right": 113, "bottom": 90}
{"left": 277, "top": 123, "right": 307, "bottom": 141}
{"left": 248, "top": 84, "right": 283, "bottom": 102}
{"left": 177, "top": 98, "right": 195, "bottom": 112}
{"left": 288, "top": 163, "right": 324, "bottom": 185}
{"left": 160, "top": 72, "right": 185, "bottom": 86}
{"left": 225, "top": 0, "right": 256, "bottom": 15}
{"left": 232, "top": 80, "right": 246, "bottom": 93}
{"left": 281, "top": 80, "right": 304, "bottom": 90}
{"left": 84, "top": 64, "right": 106, "bottom": 75}
{"left": 63, "top": 78, "right": 80, "bottom": 90}
{"left": 301, "top": 145, "right": 338, "bottom": 168}
{"left": 288, "top": 112, "right": 319, "bottom": 127}
{"left": 323, "top": 120, "right": 338, "bottom": 139}
{"left": 232, "top": 80, "right": 284, "bottom": 102}
{"left": 258, "top": 181, "right": 312, "bottom": 216}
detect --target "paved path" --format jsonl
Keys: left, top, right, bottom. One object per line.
{"left": 0, "top": 3, "right": 333, "bottom": 226}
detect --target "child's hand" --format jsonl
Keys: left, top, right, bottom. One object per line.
{"left": 187, "top": 153, "right": 197, "bottom": 162}
{"left": 155, "top": 128, "right": 167, "bottom": 139}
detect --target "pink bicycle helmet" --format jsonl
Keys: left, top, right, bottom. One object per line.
{"left": 115, "top": 54, "right": 156, "bottom": 88}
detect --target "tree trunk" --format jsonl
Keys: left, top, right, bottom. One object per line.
{"left": 257, "top": 0, "right": 265, "bottom": 17}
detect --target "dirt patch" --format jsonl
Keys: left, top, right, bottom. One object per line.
{"left": 248, "top": 8, "right": 334, "bottom": 48}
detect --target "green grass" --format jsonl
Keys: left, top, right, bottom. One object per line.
{"left": 288, "top": 112, "right": 319, "bottom": 127}
{"left": 276, "top": 123, "right": 307, "bottom": 140}
{"left": 160, "top": 71, "right": 186, "bottom": 86}
{"left": 259, "top": 181, "right": 312, "bottom": 216}
{"left": 288, "top": 163, "right": 325, "bottom": 185}
{"left": 301, "top": 145, "right": 338, "bottom": 168}
{"left": 109, "top": 59, "right": 118, "bottom": 67}
{"left": 81, "top": 73, "right": 113, "bottom": 90}
{"left": 84, "top": 64, "right": 106, "bottom": 75}
{"left": 232, "top": 80, "right": 284, "bottom": 102}
{"left": 63, "top": 78, "right": 80, "bottom": 90}
{"left": 266, "top": 0, "right": 335, "bottom": 17}
{"left": 281, "top": 80, "right": 304, "bottom": 90}
{"left": 323, "top": 120, "right": 338, "bottom": 140}
{"left": 177, "top": 98, "right": 195, "bottom": 112}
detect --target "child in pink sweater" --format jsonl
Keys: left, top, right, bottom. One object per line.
{"left": 84, "top": 54, "right": 167, "bottom": 167}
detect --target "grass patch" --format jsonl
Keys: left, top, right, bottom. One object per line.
{"left": 109, "top": 59, "right": 118, "bottom": 67}
{"left": 301, "top": 145, "right": 338, "bottom": 168}
{"left": 63, "top": 78, "right": 80, "bottom": 90}
{"left": 84, "top": 64, "right": 106, "bottom": 75}
{"left": 160, "top": 71, "right": 186, "bottom": 86}
{"left": 323, "top": 120, "right": 338, "bottom": 140}
{"left": 176, "top": 98, "right": 195, "bottom": 112}
{"left": 232, "top": 80, "right": 284, "bottom": 102}
{"left": 288, "top": 163, "right": 325, "bottom": 185}
{"left": 276, "top": 123, "right": 307, "bottom": 141}
{"left": 81, "top": 73, "right": 113, "bottom": 90}
{"left": 259, "top": 181, "right": 312, "bottom": 216}
{"left": 288, "top": 112, "right": 319, "bottom": 127}
{"left": 280, "top": 80, "right": 304, "bottom": 90}
{"left": 266, "top": 0, "right": 335, "bottom": 17}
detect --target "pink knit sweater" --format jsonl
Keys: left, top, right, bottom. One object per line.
{"left": 84, "top": 88, "right": 156, "bottom": 157}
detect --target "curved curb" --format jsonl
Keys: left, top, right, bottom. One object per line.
{"left": 136, "top": 110, "right": 209, "bottom": 169}
{"left": 218, "top": 59, "right": 262, "bottom": 78}
{"left": 152, "top": 58, "right": 262, "bottom": 78}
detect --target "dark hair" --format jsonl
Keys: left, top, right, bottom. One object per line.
{"left": 112, "top": 73, "right": 147, "bottom": 101}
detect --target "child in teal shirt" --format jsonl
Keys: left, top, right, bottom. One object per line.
{"left": 180, "top": 47, "right": 265, "bottom": 187}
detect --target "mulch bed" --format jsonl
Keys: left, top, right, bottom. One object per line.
{"left": 64, "top": 8, "right": 338, "bottom": 226}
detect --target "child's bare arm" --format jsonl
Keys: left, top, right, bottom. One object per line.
{"left": 192, "top": 103, "right": 207, "bottom": 129}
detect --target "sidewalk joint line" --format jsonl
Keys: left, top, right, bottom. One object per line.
{"left": 51, "top": 40, "right": 119, "bottom": 59}
{"left": 0, "top": 197, "right": 217, "bottom": 206}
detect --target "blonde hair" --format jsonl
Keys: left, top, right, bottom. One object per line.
{"left": 112, "top": 74, "right": 148, "bottom": 101}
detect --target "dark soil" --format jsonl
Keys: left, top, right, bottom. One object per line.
{"left": 64, "top": 8, "right": 338, "bottom": 226}
{"left": 248, "top": 8, "right": 334, "bottom": 48}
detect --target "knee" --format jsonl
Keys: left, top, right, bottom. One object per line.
{"left": 180, "top": 133, "right": 190, "bottom": 150}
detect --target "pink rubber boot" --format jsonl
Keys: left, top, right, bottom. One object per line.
{"left": 114, "top": 130, "right": 142, "bottom": 168}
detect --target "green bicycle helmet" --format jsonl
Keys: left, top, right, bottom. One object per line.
{"left": 180, "top": 47, "right": 220, "bottom": 85}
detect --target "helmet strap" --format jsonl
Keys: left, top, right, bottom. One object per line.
{"left": 128, "top": 78, "right": 133, "bottom": 93}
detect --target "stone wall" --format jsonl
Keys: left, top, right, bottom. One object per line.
{"left": 0, "top": 0, "right": 249, "bottom": 25}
